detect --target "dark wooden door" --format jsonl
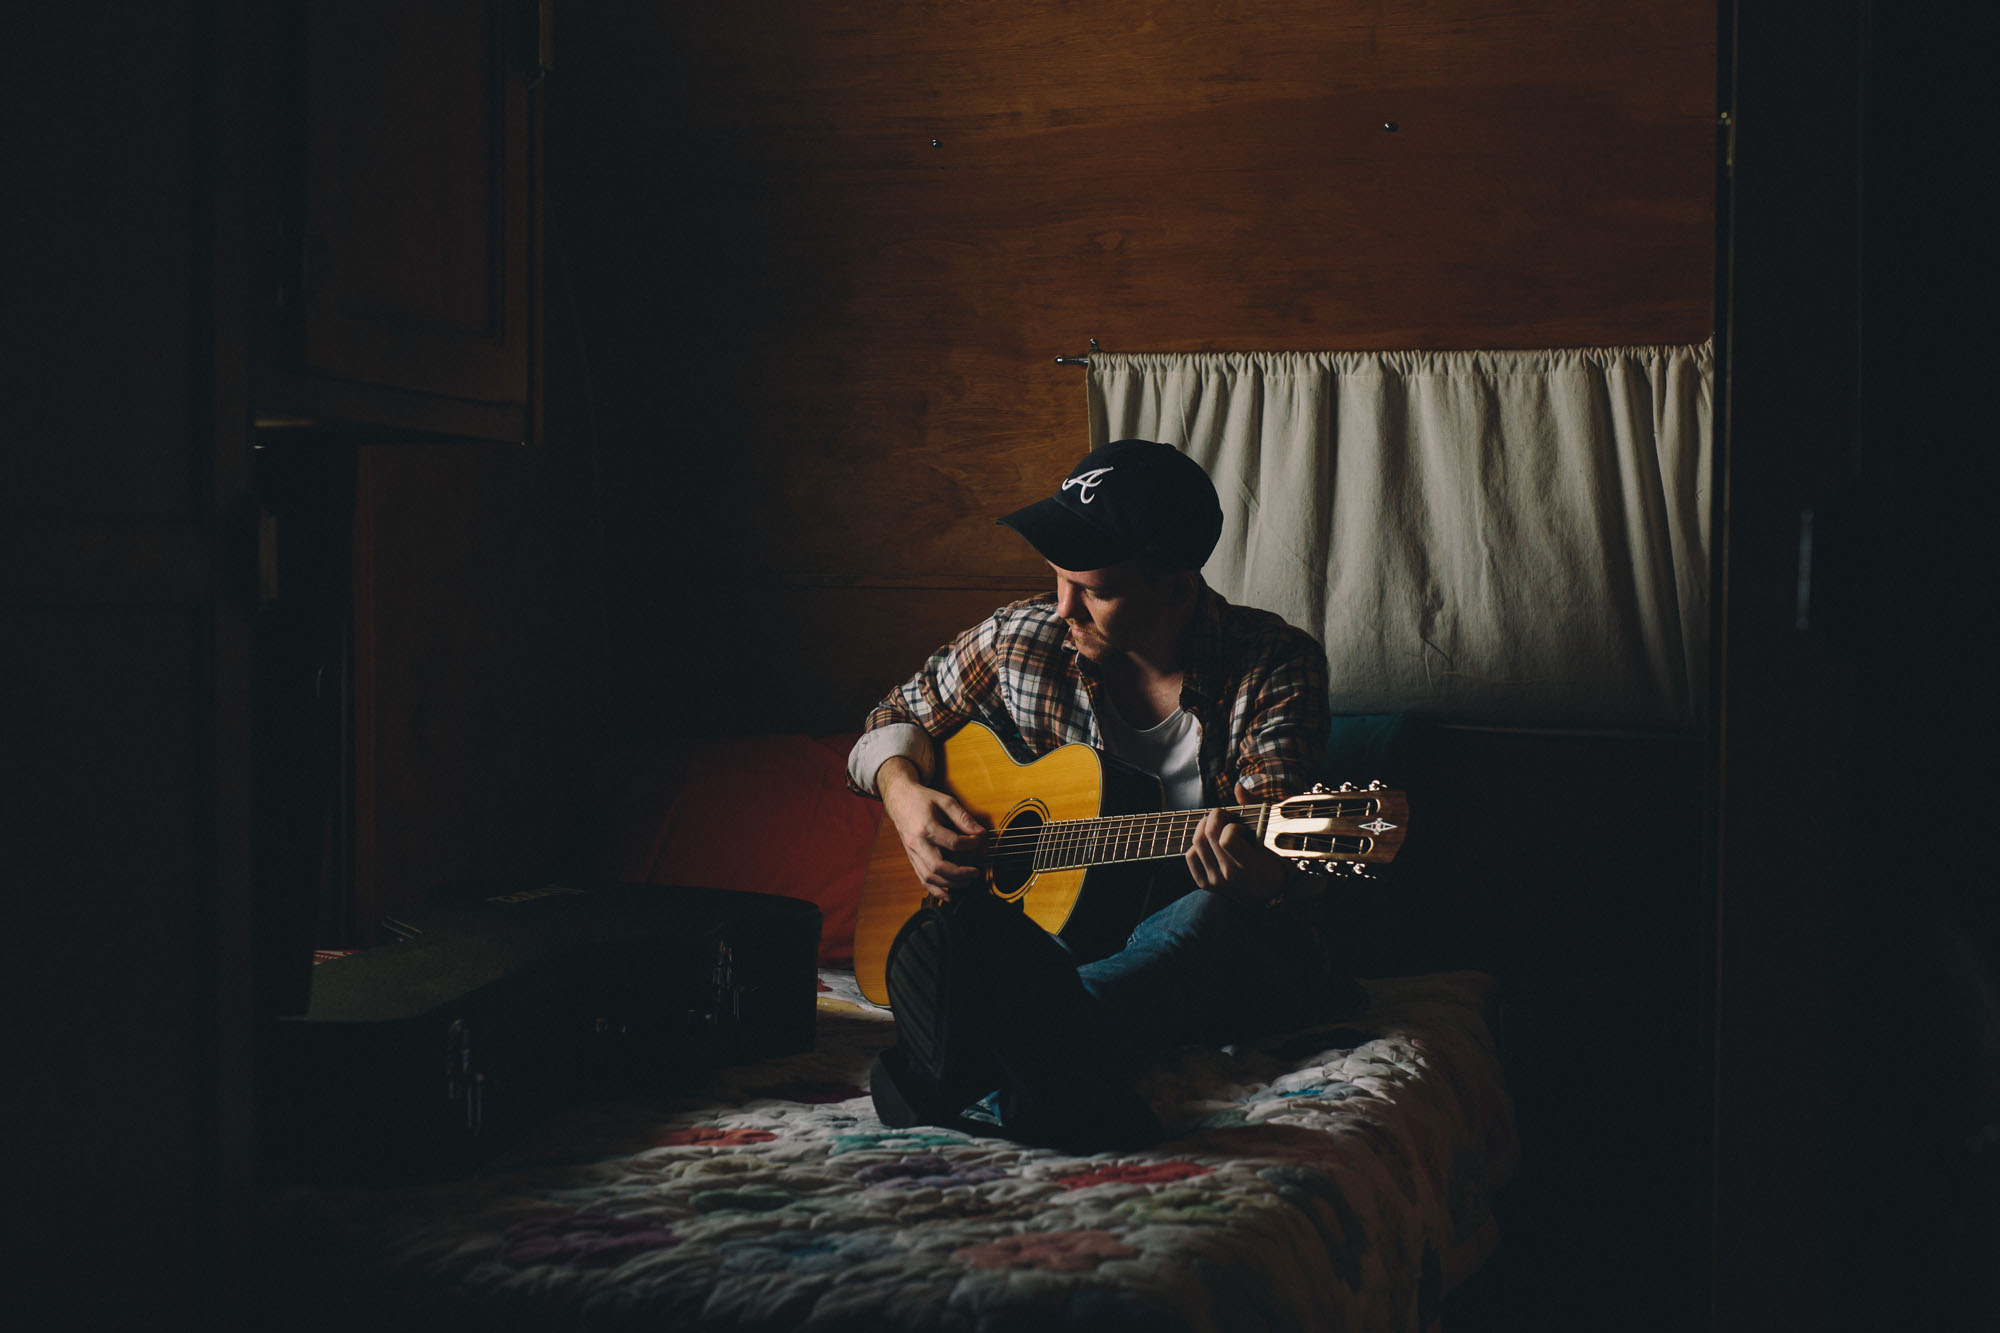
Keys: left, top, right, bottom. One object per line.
{"left": 262, "top": 0, "right": 545, "bottom": 443}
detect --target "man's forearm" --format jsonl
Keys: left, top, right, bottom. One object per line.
{"left": 874, "top": 754, "right": 923, "bottom": 801}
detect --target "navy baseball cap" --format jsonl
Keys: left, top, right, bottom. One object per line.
{"left": 997, "top": 439, "right": 1224, "bottom": 571}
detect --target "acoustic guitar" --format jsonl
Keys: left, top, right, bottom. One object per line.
{"left": 851, "top": 722, "right": 1408, "bottom": 1005}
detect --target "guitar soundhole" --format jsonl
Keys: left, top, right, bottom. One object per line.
{"left": 988, "top": 806, "right": 1043, "bottom": 900}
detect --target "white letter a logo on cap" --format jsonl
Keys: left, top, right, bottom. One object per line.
{"left": 1062, "top": 467, "right": 1114, "bottom": 503}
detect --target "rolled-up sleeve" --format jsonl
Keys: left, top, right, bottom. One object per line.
{"left": 845, "top": 722, "right": 934, "bottom": 797}
{"left": 845, "top": 610, "right": 1007, "bottom": 797}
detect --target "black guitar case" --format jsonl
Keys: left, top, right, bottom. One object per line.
{"left": 260, "top": 881, "right": 820, "bottom": 1184}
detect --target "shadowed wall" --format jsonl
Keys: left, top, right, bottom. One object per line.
{"left": 551, "top": 0, "right": 1715, "bottom": 736}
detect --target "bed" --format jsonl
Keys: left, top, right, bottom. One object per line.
{"left": 256, "top": 731, "right": 1517, "bottom": 1332}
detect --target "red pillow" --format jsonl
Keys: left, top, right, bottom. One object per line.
{"left": 608, "top": 733, "right": 880, "bottom": 965}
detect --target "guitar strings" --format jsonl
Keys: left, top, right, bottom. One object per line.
{"left": 970, "top": 795, "right": 1390, "bottom": 868}
{"left": 976, "top": 804, "right": 1269, "bottom": 866}
{"left": 975, "top": 797, "right": 1382, "bottom": 854}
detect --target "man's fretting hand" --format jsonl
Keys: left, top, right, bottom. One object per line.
{"left": 1185, "top": 788, "right": 1291, "bottom": 905}
{"left": 876, "top": 756, "right": 989, "bottom": 901}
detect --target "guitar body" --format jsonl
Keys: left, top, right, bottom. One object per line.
{"left": 852, "top": 723, "right": 1163, "bottom": 1005}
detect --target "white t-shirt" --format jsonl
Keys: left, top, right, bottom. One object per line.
{"left": 1095, "top": 699, "right": 1204, "bottom": 812}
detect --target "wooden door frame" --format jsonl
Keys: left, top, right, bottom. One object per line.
{"left": 1708, "top": 2, "right": 2000, "bottom": 1326}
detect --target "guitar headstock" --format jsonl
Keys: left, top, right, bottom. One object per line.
{"left": 1264, "top": 781, "right": 1409, "bottom": 877}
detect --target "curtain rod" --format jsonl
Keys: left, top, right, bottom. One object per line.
{"left": 1054, "top": 337, "right": 1100, "bottom": 367}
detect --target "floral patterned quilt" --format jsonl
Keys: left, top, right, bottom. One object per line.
{"left": 261, "top": 970, "right": 1515, "bottom": 1333}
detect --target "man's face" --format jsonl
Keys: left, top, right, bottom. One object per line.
{"left": 1049, "top": 558, "right": 1182, "bottom": 662}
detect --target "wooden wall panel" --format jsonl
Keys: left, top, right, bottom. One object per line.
{"left": 351, "top": 440, "right": 600, "bottom": 936}
{"left": 747, "top": 583, "right": 1051, "bottom": 735}
{"left": 554, "top": 0, "right": 1714, "bottom": 734}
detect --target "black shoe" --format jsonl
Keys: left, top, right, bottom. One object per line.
{"left": 870, "top": 1053, "right": 1020, "bottom": 1140}
{"left": 869, "top": 1047, "right": 945, "bottom": 1129}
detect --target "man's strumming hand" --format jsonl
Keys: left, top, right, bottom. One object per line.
{"left": 876, "top": 756, "right": 988, "bottom": 901}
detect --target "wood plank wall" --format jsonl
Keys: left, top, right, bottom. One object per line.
{"left": 553, "top": 0, "right": 1715, "bottom": 737}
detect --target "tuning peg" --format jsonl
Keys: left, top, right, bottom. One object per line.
{"left": 1351, "top": 864, "right": 1371, "bottom": 877}
{"left": 1307, "top": 782, "right": 1330, "bottom": 794}
{"left": 1337, "top": 781, "right": 1356, "bottom": 792}
{"left": 1367, "top": 779, "right": 1385, "bottom": 791}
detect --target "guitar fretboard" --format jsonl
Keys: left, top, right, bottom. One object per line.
{"left": 1018, "top": 805, "right": 1270, "bottom": 872}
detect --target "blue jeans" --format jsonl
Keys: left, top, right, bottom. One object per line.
{"left": 1074, "top": 888, "right": 1363, "bottom": 1073}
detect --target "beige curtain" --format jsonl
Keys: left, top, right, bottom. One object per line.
{"left": 1088, "top": 343, "right": 1713, "bottom": 729}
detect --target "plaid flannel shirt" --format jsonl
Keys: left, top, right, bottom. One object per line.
{"left": 854, "top": 585, "right": 1328, "bottom": 806}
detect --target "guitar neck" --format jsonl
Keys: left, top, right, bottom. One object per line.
{"left": 1014, "top": 804, "right": 1266, "bottom": 872}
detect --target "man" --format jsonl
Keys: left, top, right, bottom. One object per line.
{"left": 848, "top": 438, "right": 1363, "bottom": 1148}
